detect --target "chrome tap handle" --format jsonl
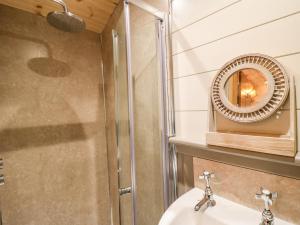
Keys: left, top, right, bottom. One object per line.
{"left": 199, "top": 171, "right": 215, "bottom": 187}
{"left": 255, "top": 187, "right": 277, "bottom": 210}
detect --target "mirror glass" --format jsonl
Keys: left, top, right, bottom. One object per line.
{"left": 224, "top": 68, "right": 268, "bottom": 108}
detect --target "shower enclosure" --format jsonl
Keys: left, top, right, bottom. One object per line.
{"left": 106, "top": 1, "right": 175, "bottom": 225}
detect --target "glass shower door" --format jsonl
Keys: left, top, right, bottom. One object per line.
{"left": 112, "top": 13, "right": 133, "bottom": 225}
{"left": 127, "top": 3, "right": 166, "bottom": 225}
{"left": 113, "top": 2, "right": 169, "bottom": 225}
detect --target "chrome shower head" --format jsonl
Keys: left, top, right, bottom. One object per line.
{"left": 47, "top": 11, "right": 85, "bottom": 33}
{"left": 46, "top": 0, "right": 86, "bottom": 33}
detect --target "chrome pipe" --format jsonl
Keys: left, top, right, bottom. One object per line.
{"left": 170, "top": 144, "right": 178, "bottom": 201}
{"left": 156, "top": 18, "right": 172, "bottom": 209}
{"left": 166, "top": 1, "right": 177, "bottom": 202}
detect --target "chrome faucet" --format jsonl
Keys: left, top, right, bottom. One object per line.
{"left": 255, "top": 187, "right": 278, "bottom": 225}
{"left": 194, "top": 171, "right": 216, "bottom": 211}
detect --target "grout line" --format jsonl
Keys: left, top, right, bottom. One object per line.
{"left": 173, "top": 51, "right": 300, "bottom": 79}
{"left": 275, "top": 51, "right": 300, "bottom": 59}
{"left": 172, "top": 11, "right": 300, "bottom": 56}
{"left": 172, "top": 0, "right": 242, "bottom": 34}
{"left": 175, "top": 110, "right": 208, "bottom": 112}
{"left": 176, "top": 109, "right": 293, "bottom": 112}
{"left": 173, "top": 69, "right": 219, "bottom": 79}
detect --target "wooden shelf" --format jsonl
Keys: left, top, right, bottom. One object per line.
{"left": 206, "top": 132, "right": 295, "bottom": 157}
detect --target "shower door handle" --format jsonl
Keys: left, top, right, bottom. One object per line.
{"left": 119, "top": 187, "right": 131, "bottom": 196}
{"left": 0, "top": 158, "right": 4, "bottom": 186}
{"left": 0, "top": 175, "right": 4, "bottom": 186}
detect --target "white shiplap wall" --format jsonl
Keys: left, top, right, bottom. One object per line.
{"left": 171, "top": 0, "right": 300, "bottom": 145}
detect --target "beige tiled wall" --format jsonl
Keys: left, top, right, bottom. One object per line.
{"left": 193, "top": 158, "right": 300, "bottom": 224}
{"left": 0, "top": 5, "right": 110, "bottom": 225}
{"left": 172, "top": 0, "right": 300, "bottom": 223}
{"left": 172, "top": 0, "right": 300, "bottom": 144}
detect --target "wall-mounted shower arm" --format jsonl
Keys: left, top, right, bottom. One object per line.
{"left": 50, "top": 0, "right": 68, "bottom": 12}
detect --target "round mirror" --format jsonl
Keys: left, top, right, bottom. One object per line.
{"left": 224, "top": 68, "right": 268, "bottom": 108}
{"left": 211, "top": 54, "right": 289, "bottom": 123}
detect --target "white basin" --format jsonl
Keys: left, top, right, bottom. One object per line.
{"left": 159, "top": 188, "right": 294, "bottom": 225}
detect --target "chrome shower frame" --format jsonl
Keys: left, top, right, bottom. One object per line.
{"left": 123, "top": 0, "right": 176, "bottom": 224}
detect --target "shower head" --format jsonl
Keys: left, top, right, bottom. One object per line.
{"left": 47, "top": 0, "right": 86, "bottom": 33}
{"left": 47, "top": 11, "right": 86, "bottom": 33}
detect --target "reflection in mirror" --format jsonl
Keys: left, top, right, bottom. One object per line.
{"left": 224, "top": 68, "right": 268, "bottom": 108}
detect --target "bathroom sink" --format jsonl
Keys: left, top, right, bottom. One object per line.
{"left": 158, "top": 188, "right": 294, "bottom": 225}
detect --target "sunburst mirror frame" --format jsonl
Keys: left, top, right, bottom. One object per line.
{"left": 211, "top": 54, "right": 290, "bottom": 123}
